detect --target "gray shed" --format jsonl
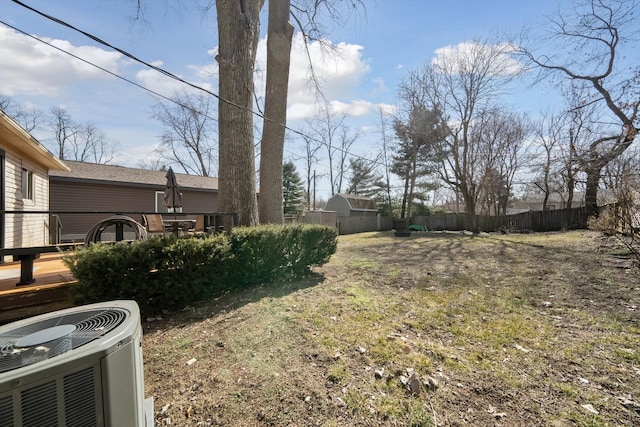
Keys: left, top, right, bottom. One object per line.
{"left": 325, "top": 194, "right": 378, "bottom": 217}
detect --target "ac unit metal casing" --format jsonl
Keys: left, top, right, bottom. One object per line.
{"left": 0, "top": 300, "right": 146, "bottom": 427}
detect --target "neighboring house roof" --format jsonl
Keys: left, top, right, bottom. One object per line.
{"left": 0, "top": 109, "right": 69, "bottom": 172}
{"left": 49, "top": 160, "right": 219, "bottom": 191}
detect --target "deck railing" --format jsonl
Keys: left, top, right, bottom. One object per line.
{"left": 0, "top": 210, "right": 238, "bottom": 245}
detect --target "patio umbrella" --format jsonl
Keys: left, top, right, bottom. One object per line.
{"left": 163, "top": 167, "right": 183, "bottom": 216}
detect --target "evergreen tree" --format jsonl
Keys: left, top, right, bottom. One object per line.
{"left": 283, "top": 161, "right": 306, "bottom": 216}
{"left": 391, "top": 106, "right": 445, "bottom": 218}
{"left": 346, "top": 158, "right": 382, "bottom": 198}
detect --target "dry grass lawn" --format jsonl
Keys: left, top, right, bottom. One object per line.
{"left": 143, "top": 230, "right": 640, "bottom": 426}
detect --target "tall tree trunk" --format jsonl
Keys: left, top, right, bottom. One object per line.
{"left": 465, "top": 198, "right": 479, "bottom": 234}
{"left": 584, "top": 166, "right": 602, "bottom": 219}
{"left": 259, "top": 0, "right": 294, "bottom": 224}
{"left": 400, "top": 170, "right": 410, "bottom": 219}
{"left": 216, "top": 0, "right": 264, "bottom": 226}
{"left": 407, "top": 158, "right": 417, "bottom": 219}
{"left": 461, "top": 184, "right": 479, "bottom": 234}
{"left": 565, "top": 134, "right": 577, "bottom": 208}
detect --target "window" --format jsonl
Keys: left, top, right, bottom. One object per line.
{"left": 22, "top": 168, "right": 34, "bottom": 201}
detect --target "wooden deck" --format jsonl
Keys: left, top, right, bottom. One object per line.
{"left": 0, "top": 252, "right": 76, "bottom": 324}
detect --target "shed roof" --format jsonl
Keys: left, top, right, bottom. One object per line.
{"left": 0, "top": 109, "right": 69, "bottom": 172}
{"left": 331, "top": 193, "right": 377, "bottom": 211}
{"left": 49, "top": 160, "right": 218, "bottom": 191}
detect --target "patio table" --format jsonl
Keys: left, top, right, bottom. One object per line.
{"left": 162, "top": 219, "right": 196, "bottom": 236}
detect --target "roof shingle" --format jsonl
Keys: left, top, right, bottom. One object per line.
{"left": 49, "top": 160, "right": 218, "bottom": 190}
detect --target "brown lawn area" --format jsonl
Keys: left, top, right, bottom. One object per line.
{"left": 140, "top": 230, "right": 638, "bottom": 426}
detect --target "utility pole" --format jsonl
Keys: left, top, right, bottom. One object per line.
{"left": 312, "top": 170, "right": 317, "bottom": 210}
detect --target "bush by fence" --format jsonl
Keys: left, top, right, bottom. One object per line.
{"left": 63, "top": 224, "right": 338, "bottom": 316}
{"left": 412, "top": 207, "right": 589, "bottom": 233}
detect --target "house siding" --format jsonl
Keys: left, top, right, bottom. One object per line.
{"left": 3, "top": 151, "right": 49, "bottom": 249}
{"left": 50, "top": 179, "right": 218, "bottom": 237}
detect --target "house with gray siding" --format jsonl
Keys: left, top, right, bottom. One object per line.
{"left": 0, "top": 109, "right": 69, "bottom": 256}
{"left": 49, "top": 161, "right": 219, "bottom": 241}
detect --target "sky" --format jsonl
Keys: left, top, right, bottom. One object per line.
{"left": 0, "top": 0, "right": 615, "bottom": 199}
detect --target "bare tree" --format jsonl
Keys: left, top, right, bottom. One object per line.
{"left": 332, "top": 125, "right": 358, "bottom": 194}
{"left": 375, "top": 106, "right": 395, "bottom": 216}
{"left": 530, "top": 111, "right": 566, "bottom": 211}
{"left": 560, "top": 103, "right": 584, "bottom": 208}
{"left": 49, "top": 107, "right": 78, "bottom": 161}
{"left": 518, "top": 0, "right": 640, "bottom": 218}
{"left": 0, "top": 96, "right": 14, "bottom": 113}
{"left": 0, "top": 96, "right": 43, "bottom": 133}
{"left": 51, "top": 114, "right": 116, "bottom": 164}
{"left": 70, "top": 123, "right": 116, "bottom": 164}
{"left": 602, "top": 144, "right": 640, "bottom": 193}
{"left": 298, "top": 133, "right": 323, "bottom": 210}
{"left": 3, "top": 100, "right": 115, "bottom": 163}
{"left": 304, "top": 105, "right": 357, "bottom": 196}
{"left": 475, "top": 109, "right": 528, "bottom": 215}
{"left": 152, "top": 92, "right": 217, "bottom": 177}
{"left": 137, "top": 158, "right": 167, "bottom": 171}
{"left": 417, "top": 39, "right": 521, "bottom": 232}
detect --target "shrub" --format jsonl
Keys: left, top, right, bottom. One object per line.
{"left": 226, "top": 224, "right": 337, "bottom": 284}
{"left": 64, "top": 224, "right": 337, "bottom": 315}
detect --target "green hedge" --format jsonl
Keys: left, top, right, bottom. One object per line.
{"left": 63, "top": 224, "right": 337, "bottom": 315}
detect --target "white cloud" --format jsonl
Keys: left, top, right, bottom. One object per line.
{"left": 432, "top": 41, "right": 523, "bottom": 76}
{"left": 190, "top": 48, "right": 219, "bottom": 80}
{"left": 135, "top": 59, "right": 215, "bottom": 99}
{"left": 0, "top": 26, "right": 123, "bottom": 97}
{"left": 113, "top": 143, "right": 162, "bottom": 167}
{"left": 376, "top": 103, "right": 397, "bottom": 117}
{"left": 287, "top": 102, "right": 318, "bottom": 121}
{"left": 370, "top": 77, "right": 389, "bottom": 97}
{"left": 252, "top": 33, "right": 373, "bottom": 121}
{"left": 329, "top": 100, "right": 373, "bottom": 117}
{"left": 133, "top": 33, "right": 372, "bottom": 120}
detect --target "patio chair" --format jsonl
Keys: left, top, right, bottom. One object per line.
{"left": 191, "top": 215, "right": 213, "bottom": 234}
{"left": 143, "top": 214, "right": 167, "bottom": 235}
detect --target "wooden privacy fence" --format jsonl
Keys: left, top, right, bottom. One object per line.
{"left": 412, "top": 207, "right": 589, "bottom": 233}
{"left": 336, "top": 215, "right": 394, "bottom": 235}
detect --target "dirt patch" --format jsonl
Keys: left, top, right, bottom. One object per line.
{"left": 143, "top": 230, "right": 640, "bottom": 426}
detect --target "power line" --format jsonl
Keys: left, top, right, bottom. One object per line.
{"left": 10, "top": 0, "right": 319, "bottom": 136}
{"left": 7, "top": 7, "right": 567, "bottom": 197}
{"left": 0, "top": 20, "right": 218, "bottom": 125}
{"left": 10, "top": 1, "right": 235, "bottom": 106}
{"left": 9, "top": 0, "right": 402, "bottom": 173}
{"left": 3, "top": 17, "right": 386, "bottom": 178}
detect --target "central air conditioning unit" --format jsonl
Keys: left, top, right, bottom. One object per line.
{"left": 0, "top": 300, "right": 146, "bottom": 427}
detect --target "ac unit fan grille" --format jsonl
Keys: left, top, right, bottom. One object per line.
{"left": 0, "top": 309, "right": 127, "bottom": 373}
{"left": 21, "top": 380, "right": 58, "bottom": 426}
{"left": 0, "top": 395, "right": 13, "bottom": 427}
